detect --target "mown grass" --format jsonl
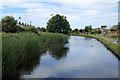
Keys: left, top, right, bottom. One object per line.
{"left": 2, "top": 32, "right": 69, "bottom": 78}
{"left": 93, "top": 34, "right": 120, "bottom": 40}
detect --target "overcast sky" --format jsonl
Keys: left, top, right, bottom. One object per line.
{"left": 0, "top": 0, "right": 119, "bottom": 29}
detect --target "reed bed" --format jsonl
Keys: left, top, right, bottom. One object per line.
{"left": 2, "top": 32, "right": 69, "bottom": 78}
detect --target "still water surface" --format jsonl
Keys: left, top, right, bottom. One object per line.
{"left": 20, "top": 36, "right": 118, "bottom": 78}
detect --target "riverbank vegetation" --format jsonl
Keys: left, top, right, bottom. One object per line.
{"left": 2, "top": 14, "right": 120, "bottom": 79}
{"left": 1, "top": 15, "right": 70, "bottom": 79}
{"left": 2, "top": 32, "right": 69, "bottom": 78}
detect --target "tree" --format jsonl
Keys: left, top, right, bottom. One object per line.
{"left": 109, "top": 28, "right": 117, "bottom": 32}
{"left": 2, "top": 16, "right": 24, "bottom": 33}
{"left": 46, "top": 14, "right": 71, "bottom": 34}
{"left": 39, "top": 27, "right": 46, "bottom": 32}
{"left": 2, "top": 16, "right": 18, "bottom": 33}
{"left": 79, "top": 29, "right": 84, "bottom": 33}
{"left": 84, "top": 25, "right": 92, "bottom": 33}
{"left": 74, "top": 28, "right": 79, "bottom": 32}
{"left": 101, "top": 25, "right": 107, "bottom": 29}
{"left": 73, "top": 28, "right": 79, "bottom": 34}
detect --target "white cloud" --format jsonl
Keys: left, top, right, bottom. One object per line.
{"left": 1, "top": 0, "right": 119, "bottom": 29}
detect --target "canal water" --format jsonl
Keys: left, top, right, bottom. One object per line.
{"left": 20, "top": 36, "right": 118, "bottom": 78}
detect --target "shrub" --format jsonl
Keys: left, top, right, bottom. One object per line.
{"left": 23, "top": 26, "right": 39, "bottom": 34}
{"left": 2, "top": 16, "right": 22, "bottom": 33}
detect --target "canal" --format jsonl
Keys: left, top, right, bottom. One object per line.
{"left": 20, "top": 36, "right": 118, "bottom": 78}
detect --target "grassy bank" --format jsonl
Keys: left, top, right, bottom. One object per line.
{"left": 92, "top": 33, "right": 120, "bottom": 41}
{"left": 2, "top": 32, "right": 69, "bottom": 78}
{"left": 74, "top": 34, "right": 120, "bottom": 60}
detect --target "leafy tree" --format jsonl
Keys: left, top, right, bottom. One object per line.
{"left": 72, "top": 28, "right": 79, "bottom": 34}
{"left": 101, "top": 25, "right": 107, "bottom": 29}
{"left": 2, "top": 16, "right": 18, "bottom": 33}
{"left": 68, "top": 28, "right": 72, "bottom": 34}
{"left": 90, "top": 30, "right": 96, "bottom": 34}
{"left": 97, "top": 29, "right": 101, "bottom": 34}
{"left": 46, "top": 14, "right": 71, "bottom": 34}
{"left": 79, "top": 29, "right": 84, "bottom": 33}
{"left": 84, "top": 25, "right": 92, "bottom": 33}
{"left": 109, "top": 28, "right": 117, "bottom": 32}
{"left": 119, "top": 22, "right": 120, "bottom": 25}
{"left": 74, "top": 28, "right": 79, "bottom": 32}
{"left": 39, "top": 27, "right": 46, "bottom": 32}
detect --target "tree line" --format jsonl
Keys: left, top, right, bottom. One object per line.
{"left": 1, "top": 14, "right": 71, "bottom": 34}
{"left": 1, "top": 14, "right": 119, "bottom": 34}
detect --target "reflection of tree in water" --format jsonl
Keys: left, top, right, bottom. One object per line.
{"left": 48, "top": 43, "right": 69, "bottom": 60}
{"left": 3, "top": 42, "right": 69, "bottom": 79}
{"left": 18, "top": 54, "right": 41, "bottom": 76}
{"left": 2, "top": 51, "right": 46, "bottom": 80}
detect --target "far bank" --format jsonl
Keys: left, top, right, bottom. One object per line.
{"left": 73, "top": 34, "right": 120, "bottom": 60}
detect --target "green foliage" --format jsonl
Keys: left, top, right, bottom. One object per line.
{"left": 49, "top": 44, "right": 69, "bottom": 60}
{"left": 72, "top": 28, "right": 79, "bottom": 34}
{"left": 2, "top": 32, "right": 69, "bottom": 78}
{"left": 97, "top": 30, "right": 102, "bottom": 34}
{"left": 79, "top": 29, "right": 84, "bottom": 33}
{"left": 119, "top": 22, "right": 120, "bottom": 25}
{"left": 46, "top": 14, "right": 71, "bottom": 34}
{"left": 16, "top": 25, "right": 25, "bottom": 32}
{"left": 84, "top": 25, "right": 92, "bottom": 33}
{"left": 110, "top": 28, "right": 117, "bottom": 32}
{"left": 23, "top": 26, "right": 39, "bottom": 34}
{"left": 74, "top": 28, "right": 79, "bottom": 32}
{"left": 90, "top": 29, "right": 101, "bottom": 34}
{"left": 2, "top": 16, "right": 19, "bottom": 33}
{"left": 101, "top": 25, "right": 107, "bottom": 29}
{"left": 39, "top": 27, "right": 46, "bottom": 32}
{"left": 90, "top": 30, "right": 96, "bottom": 34}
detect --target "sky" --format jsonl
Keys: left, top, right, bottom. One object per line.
{"left": 0, "top": 0, "right": 119, "bottom": 29}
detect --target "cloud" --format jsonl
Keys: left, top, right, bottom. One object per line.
{"left": 1, "top": 0, "right": 119, "bottom": 29}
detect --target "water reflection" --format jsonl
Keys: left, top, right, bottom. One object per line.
{"left": 49, "top": 43, "right": 69, "bottom": 60}
{"left": 4, "top": 36, "right": 118, "bottom": 79}
{"left": 19, "top": 55, "right": 41, "bottom": 76}
{"left": 2, "top": 38, "right": 69, "bottom": 80}
{"left": 19, "top": 42, "right": 69, "bottom": 78}
{"left": 20, "top": 36, "right": 118, "bottom": 78}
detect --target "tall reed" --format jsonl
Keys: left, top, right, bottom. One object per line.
{"left": 2, "top": 32, "right": 69, "bottom": 78}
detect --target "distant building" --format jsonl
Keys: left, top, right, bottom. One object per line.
{"left": 99, "top": 26, "right": 114, "bottom": 33}
{"left": 17, "top": 21, "right": 30, "bottom": 27}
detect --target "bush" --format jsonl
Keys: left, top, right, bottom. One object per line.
{"left": 16, "top": 25, "right": 25, "bottom": 32}
{"left": 2, "top": 16, "right": 22, "bottom": 33}
{"left": 110, "top": 28, "right": 117, "bottom": 32}
{"left": 23, "top": 26, "right": 39, "bottom": 34}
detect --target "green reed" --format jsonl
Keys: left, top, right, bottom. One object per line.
{"left": 2, "top": 32, "right": 69, "bottom": 78}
